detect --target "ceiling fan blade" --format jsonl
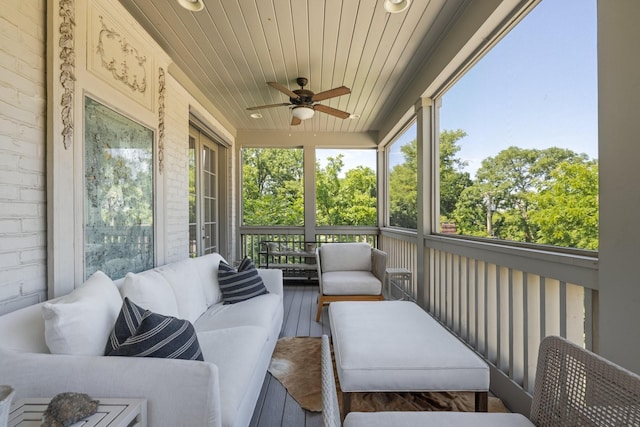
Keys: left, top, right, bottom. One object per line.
{"left": 314, "top": 104, "right": 351, "bottom": 119}
{"left": 291, "top": 116, "right": 302, "bottom": 126}
{"left": 311, "top": 86, "right": 351, "bottom": 102}
{"left": 267, "top": 82, "right": 300, "bottom": 99}
{"left": 246, "top": 103, "right": 291, "bottom": 111}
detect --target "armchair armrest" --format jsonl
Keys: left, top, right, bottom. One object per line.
{"left": 372, "top": 248, "right": 388, "bottom": 284}
{"left": 0, "top": 349, "right": 222, "bottom": 427}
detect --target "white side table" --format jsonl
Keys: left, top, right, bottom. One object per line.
{"left": 9, "top": 398, "right": 147, "bottom": 427}
{"left": 385, "top": 267, "right": 413, "bottom": 301}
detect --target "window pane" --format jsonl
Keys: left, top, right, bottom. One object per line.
{"left": 84, "top": 97, "right": 154, "bottom": 279}
{"left": 242, "top": 148, "right": 304, "bottom": 226}
{"left": 388, "top": 123, "right": 417, "bottom": 229}
{"left": 438, "top": 0, "right": 598, "bottom": 250}
{"left": 316, "top": 149, "right": 377, "bottom": 226}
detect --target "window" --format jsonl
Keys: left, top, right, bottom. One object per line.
{"left": 316, "top": 149, "right": 377, "bottom": 226}
{"left": 84, "top": 97, "right": 154, "bottom": 279}
{"left": 388, "top": 123, "right": 418, "bottom": 229}
{"left": 438, "top": 0, "right": 598, "bottom": 250}
{"left": 241, "top": 147, "right": 304, "bottom": 226}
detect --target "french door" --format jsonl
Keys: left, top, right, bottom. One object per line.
{"left": 189, "top": 125, "right": 219, "bottom": 256}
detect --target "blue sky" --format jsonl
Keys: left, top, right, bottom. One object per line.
{"left": 389, "top": 0, "right": 598, "bottom": 177}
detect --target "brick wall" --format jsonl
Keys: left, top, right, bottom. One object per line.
{"left": 164, "top": 76, "right": 190, "bottom": 263}
{"left": 0, "top": 2, "right": 48, "bottom": 313}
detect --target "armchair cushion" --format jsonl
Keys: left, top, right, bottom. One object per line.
{"left": 319, "top": 243, "right": 372, "bottom": 272}
{"left": 322, "top": 271, "right": 382, "bottom": 295}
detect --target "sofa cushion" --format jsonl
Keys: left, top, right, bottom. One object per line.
{"left": 42, "top": 271, "right": 122, "bottom": 356}
{"left": 192, "top": 253, "right": 226, "bottom": 306}
{"left": 197, "top": 326, "right": 269, "bottom": 427}
{"left": 194, "top": 293, "right": 282, "bottom": 333}
{"left": 218, "top": 258, "right": 268, "bottom": 304}
{"left": 157, "top": 259, "right": 208, "bottom": 323}
{"left": 106, "top": 298, "right": 203, "bottom": 361}
{"left": 120, "top": 271, "right": 180, "bottom": 317}
{"left": 320, "top": 243, "right": 372, "bottom": 272}
{"left": 322, "top": 271, "right": 382, "bottom": 295}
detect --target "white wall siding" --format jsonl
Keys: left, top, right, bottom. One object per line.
{"left": 0, "top": 1, "right": 47, "bottom": 314}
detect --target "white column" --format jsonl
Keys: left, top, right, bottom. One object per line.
{"left": 415, "top": 97, "right": 435, "bottom": 308}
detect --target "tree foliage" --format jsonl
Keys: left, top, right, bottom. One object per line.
{"left": 388, "top": 129, "right": 471, "bottom": 228}
{"left": 242, "top": 149, "right": 377, "bottom": 227}
{"left": 242, "top": 148, "right": 304, "bottom": 226}
{"left": 241, "top": 136, "right": 599, "bottom": 250}
{"left": 453, "top": 146, "right": 596, "bottom": 248}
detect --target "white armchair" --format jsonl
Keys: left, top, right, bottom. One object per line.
{"left": 315, "top": 242, "right": 386, "bottom": 321}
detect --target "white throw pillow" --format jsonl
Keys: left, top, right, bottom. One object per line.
{"left": 192, "top": 253, "right": 225, "bottom": 306}
{"left": 42, "top": 271, "right": 122, "bottom": 356}
{"left": 157, "top": 259, "right": 208, "bottom": 323}
{"left": 120, "top": 271, "right": 180, "bottom": 317}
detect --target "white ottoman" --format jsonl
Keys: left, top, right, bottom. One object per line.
{"left": 329, "top": 301, "right": 490, "bottom": 415}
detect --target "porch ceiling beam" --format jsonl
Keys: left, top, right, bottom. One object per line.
{"left": 236, "top": 130, "right": 378, "bottom": 148}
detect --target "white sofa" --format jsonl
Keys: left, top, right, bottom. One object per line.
{"left": 0, "top": 253, "right": 284, "bottom": 427}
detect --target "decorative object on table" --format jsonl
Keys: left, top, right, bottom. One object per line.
{"left": 305, "top": 242, "right": 316, "bottom": 253}
{"left": 41, "top": 392, "right": 99, "bottom": 427}
{"left": 267, "top": 336, "right": 506, "bottom": 413}
{"left": 0, "top": 385, "right": 15, "bottom": 427}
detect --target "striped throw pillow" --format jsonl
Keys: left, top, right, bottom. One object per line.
{"left": 105, "top": 298, "right": 203, "bottom": 361}
{"left": 218, "top": 258, "right": 268, "bottom": 304}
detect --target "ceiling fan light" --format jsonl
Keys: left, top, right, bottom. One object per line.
{"left": 291, "top": 106, "right": 315, "bottom": 121}
{"left": 177, "top": 0, "right": 204, "bottom": 12}
{"left": 383, "top": 0, "right": 410, "bottom": 13}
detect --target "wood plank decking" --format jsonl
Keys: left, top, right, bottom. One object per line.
{"left": 249, "top": 284, "right": 329, "bottom": 427}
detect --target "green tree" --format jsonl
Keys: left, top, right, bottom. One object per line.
{"left": 440, "top": 130, "right": 472, "bottom": 219}
{"left": 242, "top": 148, "right": 304, "bottom": 225}
{"left": 389, "top": 140, "right": 418, "bottom": 229}
{"left": 453, "top": 146, "right": 594, "bottom": 247}
{"left": 316, "top": 155, "right": 377, "bottom": 226}
{"left": 531, "top": 160, "right": 599, "bottom": 249}
{"left": 389, "top": 129, "right": 471, "bottom": 229}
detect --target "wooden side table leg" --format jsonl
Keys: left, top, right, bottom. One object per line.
{"left": 475, "top": 391, "right": 488, "bottom": 412}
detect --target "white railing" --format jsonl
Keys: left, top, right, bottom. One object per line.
{"left": 381, "top": 228, "right": 599, "bottom": 415}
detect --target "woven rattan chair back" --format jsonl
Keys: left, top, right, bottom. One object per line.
{"left": 321, "top": 335, "right": 342, "bottom": 427}
{"left": 530, "top": 335, "right": 640, "bottom": 426}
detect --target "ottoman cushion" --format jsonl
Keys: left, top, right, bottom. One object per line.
{"left": 344, "top": 412, "right": 534, "bottom": 427}
{"left": 329, "top": 301, "right": 489, "bottom": 392}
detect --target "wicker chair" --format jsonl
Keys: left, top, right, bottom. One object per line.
{"left": 321, "top": 334, "right": 640, "bottom": 427}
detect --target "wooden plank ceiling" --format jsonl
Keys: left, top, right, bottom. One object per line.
{"left": 118, "top": 0, "right": 466, "bottom": 133}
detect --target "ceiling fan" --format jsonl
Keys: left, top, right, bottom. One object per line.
{"left": 247, "top": 77, "right": 352, "bottom": 126}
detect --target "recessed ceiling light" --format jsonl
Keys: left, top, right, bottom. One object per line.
{"left": 250, "top": 113, "right": 263, "bottom": 119}
{"left": 177, "top": 0, "right": 204, "bottom": 12}
{"left": 349, "top": 114, "right": 360, "bottom": 119}
{"left": 383, "top": 0, "right": 410, "bottom": 14}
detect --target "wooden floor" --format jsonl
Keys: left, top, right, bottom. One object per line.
{"left": 249, "top": 284, "right": 330, "bottom": 427}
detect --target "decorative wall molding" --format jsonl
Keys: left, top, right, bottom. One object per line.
{"left": 96, "top": 15, "right": 147, "bottom": 94}
{"left": 59, "top": 0, "right": 75, "bottom": 150}
{"left": 158, "top": 67, "right": 166, "bottom": 173}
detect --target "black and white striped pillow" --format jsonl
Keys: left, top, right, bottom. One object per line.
{"left": 105, "top": 298, "right": 203, "bottom": 361}
{"left": 218, "top": 258, "right": 268, "bottom": 304}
